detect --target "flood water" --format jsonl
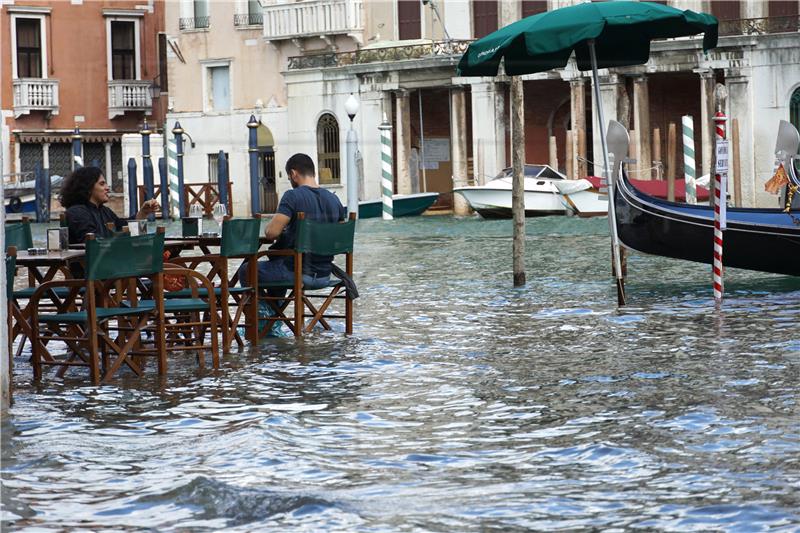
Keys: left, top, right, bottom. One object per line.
{"left": 2, "top": 215, "right": 799, "bottom": 531}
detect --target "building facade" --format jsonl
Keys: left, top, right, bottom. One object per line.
{"left": 1, "top": 0, "right": 166, "bottom": 195}
{"left": 163, "top": 0, "right": 800, "bottom": 216}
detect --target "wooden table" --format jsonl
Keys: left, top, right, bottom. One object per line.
{"left": 16, "top": 250, "right": 85, "bottom": 283}
{"left": 168, "top": 235, "right": 271, "bottom": 255}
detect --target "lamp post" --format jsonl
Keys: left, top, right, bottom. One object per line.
{"left": 345, "top": 93, "right": 360, "bottom": 219}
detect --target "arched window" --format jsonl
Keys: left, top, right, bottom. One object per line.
{"left": 317, "top": 113, "right": 340, "bottom": 184}
{"left": 791, "top": 87, "right": 800, "bottom": 133}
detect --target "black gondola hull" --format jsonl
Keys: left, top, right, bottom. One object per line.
{"left": 614, "top": 174, "right": 800, "bottom": 277}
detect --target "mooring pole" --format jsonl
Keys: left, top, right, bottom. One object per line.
{"left": 511, "top": 76, "right": 526, "bottom": 287}
{"left": 127, "top": 158, "right": 138, "bottom": 218}
{"left": 682, "top": 115, "right": 697, "bottom": 204}
{"left": 1, "top": 171, "right": 9, "bottom": 413}
{"left": 379, "top": 115, "right": 394, "bottom": 220}
{"left": 141, "top": 120, "right": 155, "bottom": 222}
{"left": 712, "top": 85, "right": 729, "bottom": 305}
{"left": 172, "top": 122, "right": 187, "bottom": 218}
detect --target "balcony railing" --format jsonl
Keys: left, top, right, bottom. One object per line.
{"left": 179, "top": 16, "right": 210, "bottom": 31}
{"left": 719, "top": 15, "right": 800, "bottom": 36}
{"left": 108, "top": 80, "right": 152, "bottom": 119}
{"left": 263, "top": 0, "right": 362, "bottom": 41}
{"left": 288, "top": 39, "right": 471, "bottom": 70}
{"left": 12, "top": 78, "right": 59, "bottom": 118}
{"left": 234, "top": 12, "right": 263, "bottom": 27}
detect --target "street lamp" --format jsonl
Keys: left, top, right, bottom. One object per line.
{"left": 345, "top": 93, "right": 360, "bottom": 218}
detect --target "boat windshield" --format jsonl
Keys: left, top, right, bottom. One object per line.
{"left": 490, "top": 165, "right": 565, "bottom": 182}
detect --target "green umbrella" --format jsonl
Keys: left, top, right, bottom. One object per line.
{"left": 457, "top": 0, "right": 717, "bottom": 305}
{"left": 457, "top": 1, "right": 717, "bottom": 77}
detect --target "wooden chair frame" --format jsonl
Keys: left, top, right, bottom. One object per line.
{"left": 29, "top": 231, "right": 168, "bottom": 384}
{"left": 257, "top": 212, "right": 355, "bottom": 337}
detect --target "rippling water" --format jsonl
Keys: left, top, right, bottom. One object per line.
{"left": 3, "top": 215, "right": 800, "bottom": 531}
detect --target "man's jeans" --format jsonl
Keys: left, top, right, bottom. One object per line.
{"left": 238, "top": 259, "right": 330, "bottom": 298}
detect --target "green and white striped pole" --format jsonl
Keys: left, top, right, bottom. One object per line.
{"left": 379, "top": 115, "right": 393, "bottom": 220}
{"left": 167, "top": 137, "right": 180, "bottom": 219}
{"left": 682, "top": 115, "right": 697, "bottom": 204}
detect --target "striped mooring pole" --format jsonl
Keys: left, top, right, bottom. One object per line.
{"left": 379, "top": 115, "right": 393, "bottom": 220}
{"left": 682, "top": 115, "right": 696, "bottom": 205}
{"left": 713, "top": 110, "right": 728, "bottom": 304}
{"left": 171, "top": 122, "right": 186, "bottom": 218}
{"left": 166, "top": 138, "right": 180, "bottom": 219}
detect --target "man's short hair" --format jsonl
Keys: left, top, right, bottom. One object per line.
{"left": 285, "top": 153, "right": 315, "bottom": 178}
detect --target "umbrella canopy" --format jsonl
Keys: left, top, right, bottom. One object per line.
{"left": 457, "top": 1, "right": 717, "bottom": 77}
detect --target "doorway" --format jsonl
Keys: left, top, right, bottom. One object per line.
{"left": 256, "top": 124, "right": 278, "bottom": 213}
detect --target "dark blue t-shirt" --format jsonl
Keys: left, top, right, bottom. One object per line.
{"left": 273, "top": 185, "right": 346, "bottom": 276}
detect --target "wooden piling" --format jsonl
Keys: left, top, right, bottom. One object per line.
{"left": 566, "top": 130, "right": 574, "bottom": 180}
{"left": 549, "top": 136, "right": 558, "bottom": 171}
{"left": 629, "top": 129, "right": 637, "bottom": 177}
{"left": 577, "top": 128, "right": 586, "bottom": 178}
{"left": 667, "top": 122, "right": 677, "bottom": 202}
{"left": 653, "top": 127, "right": 661, "bottom": 179}
{"left": 732, "top": 118, "right": 742, "bottom": 207}
{"left": 511, "top": 76, "right": 526, "bottom": 287}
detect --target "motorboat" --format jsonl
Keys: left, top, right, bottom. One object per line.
{"left": 3, "top": 173, "right": 63, "bottom": 214}
{"left": 611, "top": 120, "right": 800, "bottom": 277}
{"left": 555, "top": 175, "right": 711, "bottom": 217}
{"left": 357, "top": 192, "right": 440, "bottom": 219}
{"left": 453, "top": 164, "right": 567, "bottom": 218}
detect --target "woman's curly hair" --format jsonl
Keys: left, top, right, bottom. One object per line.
{"left": 59, "top": 166, "right": 103, "bottom": 208}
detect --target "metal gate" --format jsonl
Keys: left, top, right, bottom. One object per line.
{"left": 259, "top": 149, "right": 277, "bottom": 213}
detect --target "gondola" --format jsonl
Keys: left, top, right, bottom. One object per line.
{"left": 610, "top": 120, "right": 800, "bottom": 277}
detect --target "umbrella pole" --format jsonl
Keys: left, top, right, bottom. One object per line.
{"left": 588, "top": 39, "right": 626, "bottom": 306}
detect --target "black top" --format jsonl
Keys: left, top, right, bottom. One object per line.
{"left": 272, "top": 186, "right": 345, "bottom": 277}
{"left": 65, "top": 203, "right": 126, "bottom": 245}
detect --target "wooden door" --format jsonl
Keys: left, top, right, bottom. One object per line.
{"left": 473, "top": 1, "right": 498, "bottom": 38}
{"left": 398, "top": 0, "right": 421, "bottom": 40}
{"left": 521, "top": 0, "right": 547, "bottom": 18}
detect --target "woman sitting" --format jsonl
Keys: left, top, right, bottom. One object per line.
{"left": 60, "top": 166, "right": 158, "bottom": 244}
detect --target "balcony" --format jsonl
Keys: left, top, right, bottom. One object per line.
{"left": 719, "top": 15, "right": 800, "bottom": 36}
{"left": 12, "top": 78, "right": 59, "bottom": 118}
{"left": 263, "top": 0, "right": 363, "bottom": 44}
{"left": 179, "top": 16, "right": 210, "bottom": 31}
{"left": 288, "top": 39, "right": 471, "bottom": 70}
{"left": 234, "top": 12, "right": 262, "bottom": 27}
{"left": 107, "top": 80, "right": 152, "bottom": 119}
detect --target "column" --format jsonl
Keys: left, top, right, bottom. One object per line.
{"left": 42, "top": 143, "right": 50, "bottom": 170}
{"left": 633, "top": 75, "right": 652, "bottom": 180}
{"left": 13, "top": 135, "right": 21, "bottom": 175}
{"left": 590, "top": 74, "right": 623, "bottom": 177}
{"left": 395, "top": 90, "right": 412, "bottom": 195}
{"left": 470, "top": 81, "right": 506, "bottom": 185}
{"left": 696, "top": 68, "right": 715, "bottom": 187}
{"left": 494, "top": 81, "right": 507, "bottom": 180}
{"left": 359, "top": 90, "right": 386, "bottom": 201}
{"left": 726, "top": 73, "right": 755, "bottom": 207}
{"left": 104, "top": 142, "right": 113, "bottom": 185}
{"left": 570, "top": 79, "right": 587, "bottom": 179}
{"left": 450, "top": 87, "right": 470, "bottom": 216}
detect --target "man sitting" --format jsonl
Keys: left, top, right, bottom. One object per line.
{"left": 242, "top": 153, "right": 346, "bottom": 291}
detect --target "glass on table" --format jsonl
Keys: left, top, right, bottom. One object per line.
{"left": 212, "top": 203, "right": 227, "bottom": 231}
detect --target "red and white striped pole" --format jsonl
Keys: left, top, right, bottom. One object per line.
{"left": 712, "top": 110, "right": 728, "bottom": 304}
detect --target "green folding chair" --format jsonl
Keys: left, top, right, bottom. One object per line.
{"left": 167, "top": 217, "right": 261, "bottom": 352}
{"left": 30, "top": 230, "right": 167, "bottom": 384}
{"left": 258, "top": 212, "right": 356, "bottom": 337}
